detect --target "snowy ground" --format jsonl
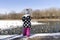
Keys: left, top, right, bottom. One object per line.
{"left": 0, "top": 33, "right": 60, "bottom": 40}
{"left": 0, "top": 20, "right": 46, "bottom": 30}
{"left": 29, "top": 33, "right": 60, "bottom": 38}
{"left": 0, "top": 34, "right": 23, "bottom": 40}
{"left": 0, "top": 20, "right": 23, "bottom": 30}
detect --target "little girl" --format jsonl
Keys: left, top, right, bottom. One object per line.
{"left": 22, "top": 9, "right": 31, "bottom": 37}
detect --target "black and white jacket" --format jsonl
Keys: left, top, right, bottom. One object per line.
{"left": 22, "top": 14, "right": 31, "bottom": 28}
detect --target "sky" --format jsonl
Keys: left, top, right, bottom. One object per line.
{"left": 0, "top": 0, "right": 60, "bottom": 14}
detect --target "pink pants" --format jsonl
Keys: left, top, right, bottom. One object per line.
{"left": 23, "top": 27, "right": 30, "bottom": 37}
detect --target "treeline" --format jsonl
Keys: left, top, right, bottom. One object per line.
{"left": 0, "top": 8, "right": 60, "bottom": 19}
{"left": 0, "top": 13, "right": 24, "bottom": 19}
{"left": 32, "top": 8, "right": 60, "bottom": 19}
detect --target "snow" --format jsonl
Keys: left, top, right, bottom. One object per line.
{"left": 0, "top": 33, "right": 60, "bottom": 40}
{"left": 29, "top": 33, "right": 60, "bottom": 38}
{"left": 0, "top": 35, "right": 16, "bottom": 39}
{"left": 0, "top": 34, "right": 23, "bottom": 40}
{"left": 31, "top": 22, "right": 46, "bottom": 25}
{"left": 0, "top": 20, "right": 23, "bottom": 30}
{"left": 0, "top": 20, "right": 46, "bottom": 30}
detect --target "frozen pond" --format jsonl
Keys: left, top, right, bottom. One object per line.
{"left": 0, "top": 20, "right": 23, "bottom": 30}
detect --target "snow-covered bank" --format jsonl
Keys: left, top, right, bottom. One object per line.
{"left": 0, "top": 20, "right": 23, "bottom": 30}
{"left": 29, "top": 33, "right": 60, "bottom": 38}
{"left": 0, "top": 34, "right": 23, "bottom": 40}
{"left": 0, "top": 33, "right": 60, "bottom": 40}
{"left": 0, "top": 20, "right": 46, "bottom": 30}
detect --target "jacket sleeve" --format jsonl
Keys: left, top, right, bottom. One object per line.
{"left": 22, "top": 16, "right": 25, "bottom": 22}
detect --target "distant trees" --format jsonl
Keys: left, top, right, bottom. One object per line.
{"left": 0, "top": 8, "right": 60, "bottom": 19}
{"left": 31, "top": 8, "right": 60, "bottom": 19}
